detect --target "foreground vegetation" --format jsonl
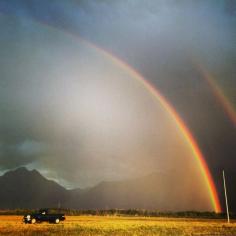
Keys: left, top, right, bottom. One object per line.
{"left": 0, "top": 215, "right": 235, "bottom": 236}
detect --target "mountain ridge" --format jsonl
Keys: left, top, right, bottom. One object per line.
{"left": 0, "top": 167, "right": 211, "bottom": 211}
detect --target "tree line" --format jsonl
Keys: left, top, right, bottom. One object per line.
{"left": 0, "top": 208, "right": 235, "bottom": 219}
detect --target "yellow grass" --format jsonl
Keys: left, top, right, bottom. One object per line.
{"left": 0, "top": 215, "right": 235, "bottom": 236}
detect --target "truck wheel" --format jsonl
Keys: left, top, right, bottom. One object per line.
{"left": 31, "top": 218, "right": 36, "bottom": 224}
{"left": 55, "top": 218, "right": 60, "bottom": 224}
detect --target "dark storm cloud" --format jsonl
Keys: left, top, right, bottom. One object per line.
{"left": 0, "top": 0, "right": 235, "bottom": 70}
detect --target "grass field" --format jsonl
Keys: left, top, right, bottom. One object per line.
{"left": 0, "top": 215, "right": 235, "bottom": 236}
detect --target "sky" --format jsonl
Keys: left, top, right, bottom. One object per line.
{"left": 0, "top": 0, "right": 235, "bottom": 211}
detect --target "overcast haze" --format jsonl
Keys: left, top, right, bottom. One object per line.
{"left": 0, "top": 0, "right": 235, "bottom": 211}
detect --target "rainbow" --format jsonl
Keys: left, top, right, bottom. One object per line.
{"left": 85, "top": 43, "right": 222, "bottom": 213}
{"left": 196, "top": 63, "right": 236, "bottom": 127}
{"left": 0, "top": 13, "right": 222, "bottom": 212}
{"left": 58, "top": 35, "right": 222, "bottom": 212}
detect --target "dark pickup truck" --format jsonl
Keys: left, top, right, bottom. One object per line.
{"left": 23, "top": 209, "right": 65, "bottom": 224}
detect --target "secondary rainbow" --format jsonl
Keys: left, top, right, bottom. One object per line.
{"left": 196, "top": 63, "right": 236, "bottom": 127}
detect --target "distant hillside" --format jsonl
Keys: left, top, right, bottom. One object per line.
{"left": 69, "top": 172, "right": 209, "bottom": 211}
{"left": 0, "top": 168, "right": 210, "bottom": 211}
{"left": 0, "top": 167, "right": 69, "bottom": 209}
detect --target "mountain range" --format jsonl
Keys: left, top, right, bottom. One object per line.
{"left": 0, "top": 167, "right": 210, "bottom": 211}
